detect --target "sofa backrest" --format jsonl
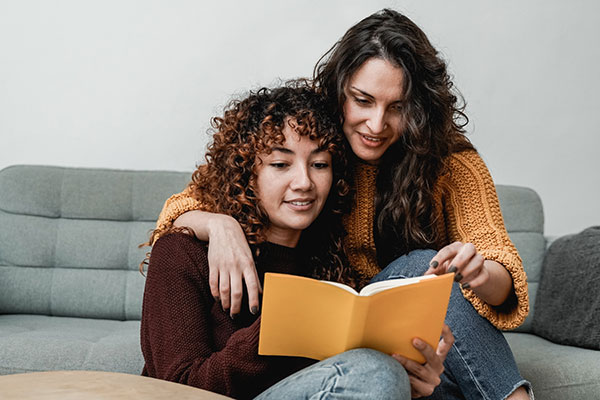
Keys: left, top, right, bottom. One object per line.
{"left": 496, "top": 185, "right": 545, "bottom": 332}
{"left": 0, "top": 166, "right": 546, "bottom": 329}
{"left": 0, "top": 165, "right": 190, "bottom": 321}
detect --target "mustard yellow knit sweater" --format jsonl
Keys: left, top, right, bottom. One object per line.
{"left": 153, "top": 150, "right": 529, "bottom": 330}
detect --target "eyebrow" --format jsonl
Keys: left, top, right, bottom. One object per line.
{"left": 350, "top": 86, "right": 375, "bottom": 99}
{"left": 350, "top": 86, "right": 403, "bottom": 104}
{"left": 271, "top": 145, "right": 329, "bottom": 155}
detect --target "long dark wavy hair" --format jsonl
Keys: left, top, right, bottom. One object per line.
{"left": 314, "top": 9, "right": 475, "bottom": 265}
{"left": 146, "top": 80, "right": 357, "bottom": 285}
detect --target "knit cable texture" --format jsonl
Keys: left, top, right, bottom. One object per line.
{"left": 431, "top": 150, "right": 529, "bottom": 330}
{"left": 152, "top": 186, "right": 203, "bottom": 245}
{"left": 342, "top": 162, "right": 380, "bottom": 283}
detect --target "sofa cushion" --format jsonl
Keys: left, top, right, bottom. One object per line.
{"left": 0, "top": 314, "right": 143, "bottom": 375}
{"left": 532, "top": 226, "right": 600, "bottom": 349}
{"left": 504, "top": 332, "right": 600, "bottom": 399}
{"left": 0, "top": 165, "right": 190, "bottom": 320}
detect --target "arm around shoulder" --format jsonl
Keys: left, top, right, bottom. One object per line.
{"left": 152, "top": 186, "right": 206, "bottom": 244}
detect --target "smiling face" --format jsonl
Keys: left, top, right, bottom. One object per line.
{"left": 342, "top": 58, "right": 406, "bottom": 163}
{"left": 255, "top": 121, "right": 333, "bottom": 247}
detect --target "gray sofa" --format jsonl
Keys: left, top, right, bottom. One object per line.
{"left": 0, "top": 164, "right": 598, "bottom": 399}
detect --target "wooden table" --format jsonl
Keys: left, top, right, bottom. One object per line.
{"left": 0, "top": 370, "right": 233, "bottom": 399}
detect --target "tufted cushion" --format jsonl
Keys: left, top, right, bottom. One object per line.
{"left": 0, "top": 314, "right": 143, "bottom": 374}
{"left": 0, "top": 165, "right": 190, "bottom": 320}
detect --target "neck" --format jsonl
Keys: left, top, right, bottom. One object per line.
{"left": 265, "top": 228, "right": 301, "bottom": 248}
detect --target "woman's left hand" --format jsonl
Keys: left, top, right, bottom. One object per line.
{"left": 425, "top": 241, "right": 513, "bottom": 306}
{"left": 424, "top": 241, "right": 489, "bottom": 289}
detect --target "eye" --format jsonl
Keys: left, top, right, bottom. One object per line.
{"left": 391, "top": 103, "right": 403, "bottom": 112}
{"left": 353, "top": 96, "right": 370, "bottom": 105}
{"left": 269, "top": 162, "right": 289, "bottom": 169}
{"left": 312, "top": 161, "right": 330, "bottom": 169}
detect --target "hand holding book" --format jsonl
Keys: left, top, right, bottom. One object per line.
{"left": 392, "top": 323, "right": 455, "bottom": 398}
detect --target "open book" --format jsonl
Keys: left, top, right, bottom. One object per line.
{"left": 258, "top": 272, "right": 454, "bottom": 363}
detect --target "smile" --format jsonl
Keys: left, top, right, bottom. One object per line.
{"left": 288, "top": 201, "right": 312, "bottom": 206}
{"left": 284, "top": 199, "right": 315, "bottom": 210}
{"left": 360, "top": 134, "right": 383, "bottom": 142}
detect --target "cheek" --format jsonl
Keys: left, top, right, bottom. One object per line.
{"left": 342, "top": 101, "right": 360, "bottom": 126}
{"left": 255, "top": 169, "right": 273, "bottom": 205}
{"left": 317, "top": 173, "right": 333, "bottom": 200}
{"left": 342, "top": 109, "right": 358, "bottom": 141}
{"left": 390, "top": 116, "right": 405, "bottom": 142}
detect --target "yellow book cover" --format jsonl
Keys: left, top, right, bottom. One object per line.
{"left": 258, "top": 272, "right": 454, "bottom": 363}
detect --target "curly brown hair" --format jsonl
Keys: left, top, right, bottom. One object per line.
{"left": 151, "top": 80, "right": 357, "bottom": 284}
{"left": 314, "top": 9, "right": 475, "bottom": 266}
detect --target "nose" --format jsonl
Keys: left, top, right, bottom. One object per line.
{"left": 290, "top": 164, "right": 313, "bottom": 191}
{"left": 365, "top": 107, "right": 387, "bottom": 134}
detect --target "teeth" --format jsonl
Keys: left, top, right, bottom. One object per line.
{"left": 362, "top": 134, "right": 382, "bottom": 142}
{"left": 290, "top": 201, "right": 311, "bottom": 206}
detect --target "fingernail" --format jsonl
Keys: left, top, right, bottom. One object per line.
{"left": 230, "top": 313, "right": 239, "bottom": 320}
{"left": 448, "top": 265, "right": 457, "bottom": 273}
{"left": 214, "top": 296, "right": 220, "bottom": 303}
{"left": 413, "top": 338, "right": 424, "bottom": 348}
{"left": 454, "top": 273, "right": 463, "bottom": 282}
{"left": 461, "top": 282, "right": 471, "bottom": 289}
{"left": 223, "top": 307, "right": 229, "bottom": 314}
{"left": 251, "top": 306, "right": 259, "bottom": 315}
{"left": 430, "top": 260, "right": 438, "bottom": 269}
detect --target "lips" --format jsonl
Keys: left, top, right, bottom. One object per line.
{"left": 360, "top": 133, "right": 383, "bottom": 142}
{"left": 288, "top": 200, "right": 311, "bottom": 206}
{"left": 358, "top": 132, "right": 386, "bottom": 147}
{"left": 284, "top": 199, "right": 315, "bottom": 211}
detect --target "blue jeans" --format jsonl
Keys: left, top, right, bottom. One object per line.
{"left": 255, "top": 348, "right": 411, "bottom": 399}
{"left": 370, "top": 249, "right": 531, "bottom": 400}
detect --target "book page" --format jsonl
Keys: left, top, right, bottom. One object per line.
{"left": 359, "top": 274, "right": 436, "bottom": 296}
{"left": 322, "top": 281, "right": 359, "bottom": 295}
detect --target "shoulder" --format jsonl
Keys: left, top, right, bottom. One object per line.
{"left": 439, "top": 149, "right": 494, "bottom": 186}
{"left": 444, "top": 149, "right": 487, "bottom": 171}
{"left": 149, "top": 233, "right": 210, "bottom": 279}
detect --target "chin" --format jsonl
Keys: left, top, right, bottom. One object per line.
{"left": 354, "top": 149, "right": 383, "bottom": 163}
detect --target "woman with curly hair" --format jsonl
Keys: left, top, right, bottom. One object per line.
{"left": 150, "top": 10, "right": 531, "bottom": 400}
{"left": 140, "top": 83, "right": 444, "bottom": 399}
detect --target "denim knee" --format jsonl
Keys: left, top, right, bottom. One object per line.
{"left": 372, "top": 249, "right": 437, "bottom": 282}
{"left": 332, "top": 348, "right": 410, "bottom": 400}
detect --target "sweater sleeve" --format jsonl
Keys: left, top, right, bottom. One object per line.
{"left": 152, "top": 185, "right": 207, "bottom": 244}
{"left": 434, "top": 150, "right": 529, "bottom": 330}
{"left": 140, "top": 233, "right": 272, "bottom": 398}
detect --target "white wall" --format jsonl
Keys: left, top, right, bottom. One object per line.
{"left": 1, "top": 0, "right": 598, "bottom": 237}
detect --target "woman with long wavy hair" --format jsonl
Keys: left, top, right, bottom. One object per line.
{"left": 150, "top": 10, "right": 531, "bottom": 399}
{"left": 141, "top": 82, "right": 443, "bottom": 399}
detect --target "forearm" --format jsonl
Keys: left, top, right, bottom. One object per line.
{"left": 173, "top": 210, "right": 213, "bottom": 241}
{"left": 471, "top": 260, "right": 513, "bottom": 306}
{"left": 174, "top": 210, "right": 244, "bottom": 243}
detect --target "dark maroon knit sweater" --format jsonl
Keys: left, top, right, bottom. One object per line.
{"left": 140, "top": 233, "right": 314, "bottom": 399}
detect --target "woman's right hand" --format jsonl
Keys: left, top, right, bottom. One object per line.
{"left": 206, "top": 214, "right": 261, "bottom": 317}
{"left": 392, "top": 324, "right": 454, "bottom": 398}
{"left": 174, "top": 211, "right": 261, "bottom": 318}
